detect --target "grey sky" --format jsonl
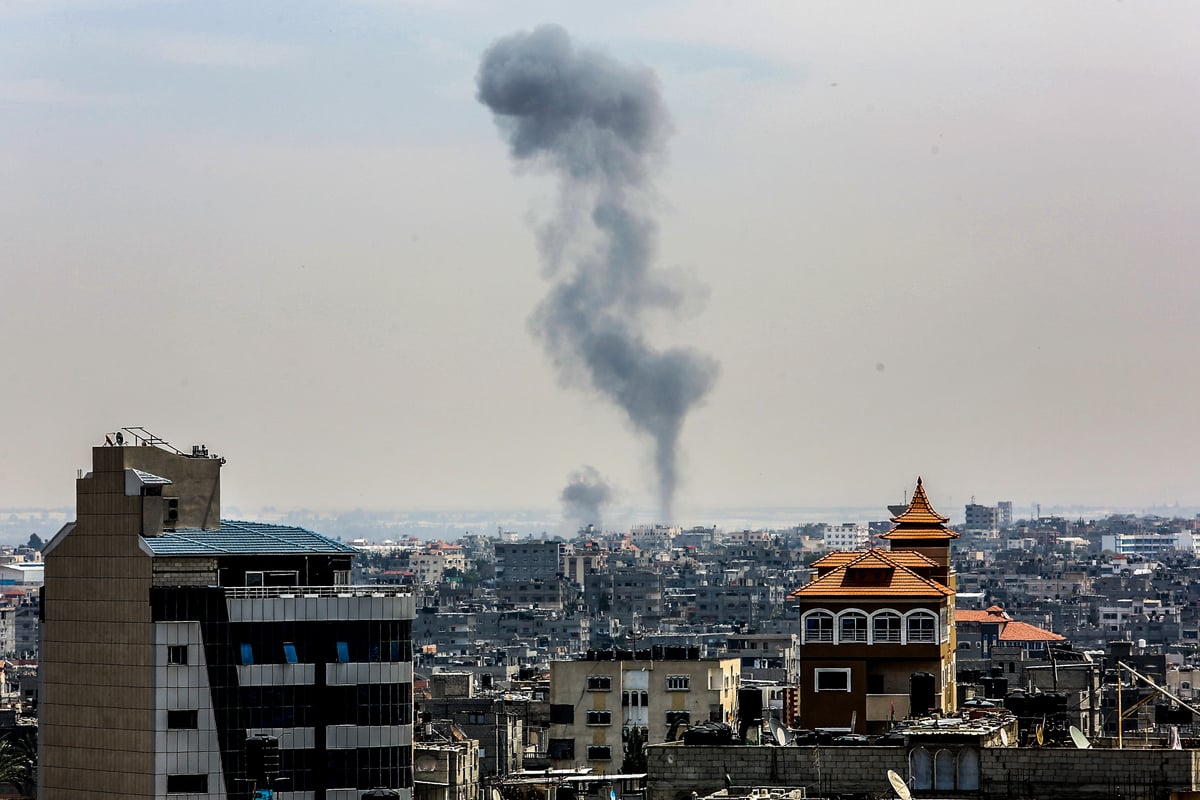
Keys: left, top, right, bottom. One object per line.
{"left": 3, "top": 2, "right": 1199, "bottom": 519}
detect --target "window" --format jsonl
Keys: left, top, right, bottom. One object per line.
{"left": 666, "top": 675, "right": 690, "bottom": 691}
{"left": 167, "top": 710, "right": 198, "bottom": 729}
{"left": 283, "top": 643, "right": 298, "bottom": 664}
{"left": 245, "top": 571, "right": 264, "bottom": 587}
{"left": 873, "top": 612, "right": 902, "bottom": 643}
{"left": 548, "top": 738, "right": 575, "bottom": 760}
{"left": 666, "top": 710, "right": 691, "bottom": 725}
{"left": 814, "top": 668, "right": 850, "bottom": 692}
{"left": 167, "top": 774, "right": 208, "bottom": 793}
{"left": 803, "top": 612, "right": 834, "bottom": 643}
{"left": 910, "top": 747, "right": 932, "bottom": 791}
{"left": 550, "top": 704, "right": 574, "bottom": 724}
{"left": 907, "top": 614, "right": 936, "bottom": 643}
{"left": 240, "top": 643, "right": 254, "bottom": 666}
{"left": 586, "top": 710, "right": 612, "bottom": 726}
{"left": 335, "top": 641, "right": 350, "bottom": 663}
{"left": 587, "top": 745, "right": 612, "bottom": 760}
{"left": 167, "top": 645, "right": 188, "bottom": 665}
{"left": 838, "top": 612, "right": 868, "bottom": 643}
{"left": 587, "top": 675, "right": 612, "bottom": 691}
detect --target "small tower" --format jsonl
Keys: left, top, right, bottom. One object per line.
{"left": 879, "top": 477, "right": 958, "bottom": 591}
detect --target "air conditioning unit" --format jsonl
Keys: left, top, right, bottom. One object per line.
{"left": 164, "top": 498, "right": 180, "bottom": 526}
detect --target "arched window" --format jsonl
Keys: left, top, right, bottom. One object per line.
{"left": 803, "top": 611, "right": 834, "bottom": 643}
{"left": 909, "top": 747, "right": 932, "bottom": 791}
{"left": 872, "top": 611, "right": 902, "bottom": 643}
{"left": 934, "top": 749, "right": 956, "bottom": 790}
{"left": 838, "top": 611, "right": 868, "bottom": 643}
{"left": 906, "top": 611, "right": 938, "bottom": 643}
{"left": 958, "top": 749, "right": 980, "bottom": 790}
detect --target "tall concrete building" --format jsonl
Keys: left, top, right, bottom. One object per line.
{"left": 40, "top": 433, "right": 415, "bottom": 799}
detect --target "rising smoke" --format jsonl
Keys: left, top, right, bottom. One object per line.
{"left": 477, "top": 24, "right": 719, "bottom": 521}
{"left": 560, "top": 465, "right": 614, "bottom": 530}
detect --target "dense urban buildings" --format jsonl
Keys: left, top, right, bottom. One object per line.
{"left": 19, "top": 432, "right": 1200, "bottom": 800}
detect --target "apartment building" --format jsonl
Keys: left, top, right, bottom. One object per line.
{"left": 40, "top": 434, "right": 415, "bottom": 800}
{"left": 547, "top": 650, "right": 739, "bottom": 770}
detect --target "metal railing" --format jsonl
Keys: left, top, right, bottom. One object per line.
{"left": 224, "top": 585, "right": 413, "bottom": 599}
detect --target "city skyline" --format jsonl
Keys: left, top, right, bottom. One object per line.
{"left": 5, "top": 2, "right": 1200, "bottom": 518}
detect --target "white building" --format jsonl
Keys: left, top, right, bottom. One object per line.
{"left": 820, "top": 523, "right": 870, "bottom": 551}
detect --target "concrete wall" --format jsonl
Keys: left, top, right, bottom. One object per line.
{"left": 646, "top": 744, "right": 1200, "bottom": 800}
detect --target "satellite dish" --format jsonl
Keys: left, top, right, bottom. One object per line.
{"left": 769, "top": 719, "right": 789, "bottom": 746}
{"left": 1069, "top": 726, "right": 1092, "bottom": 749}
{"left": 887, "top": 769, "right": 913, "bottom": 800}
{"left": 492, "top": 789, "right": 503, "bottom": 800}
{"left": 999, "top": 728, "right": 1009, "bottom": 747}
{"left": 1035, "top": 723, "right": 1044, "bottom": 746}
{"left": 115, "top": 431, "right": 124, "bottom": 446}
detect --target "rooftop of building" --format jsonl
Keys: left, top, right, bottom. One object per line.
{"left": 141, "top": 519, "right": 358, "bottom": 556}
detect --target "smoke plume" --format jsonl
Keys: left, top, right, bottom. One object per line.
{"left": 477, "top": 24, "right": 719, "bottom": 521}
{"left": 561, "top": 465, "right": 614, "bottom": 530}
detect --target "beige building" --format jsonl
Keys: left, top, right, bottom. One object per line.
{"left": 39, "top": 433, "right": 415, "bottom": 800}
{"left": 548, "top": 652, "right": 740, "bottom": 770}
{"left": 410, "top": 545, "right": 467, "bottom": 586}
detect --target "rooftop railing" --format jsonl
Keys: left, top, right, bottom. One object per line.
{"left": 224, "top": 585, "right": 413, "bottom": 599}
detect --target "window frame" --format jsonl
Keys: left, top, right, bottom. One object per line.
{"left": 167, "top": 645, "right": 188, "bottom": 666}
{"left": 586, "top": 675, "right": 612, "bottom": 691}
{"left": 814, "top": 667, "right": 851, "bottom": 692}
{"left": 585, "top": 709, "right": 612, "bottom": 726}
{"left": 872, "top": 611, "right": 903, "bottom": 644}
{"left": 665, "top": 675, "right": 691, "bottom": 691}
{"left": 906, "top": 611, "right": 938, "bottom": 644}
{"left": 837, "top": 611, "right": 868, "bottom": 643}
{"left": 167, "top": 709, "right": 199, "bottom": 730}
{"left": 802, "top": 611, "right": 834, "bottom": 644}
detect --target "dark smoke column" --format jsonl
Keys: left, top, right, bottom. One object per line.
{"left": 477, "top": 25, "right": 718, "bottom": 521}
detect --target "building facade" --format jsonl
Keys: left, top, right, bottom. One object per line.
{"left": 791, "top": 478, "right": 958, "bottom": 733}
{"left": 547, "top": 651, "right": 739, "bottom": 770}
{"left": 40, "top": 436, "right": 415, "bottom": 800}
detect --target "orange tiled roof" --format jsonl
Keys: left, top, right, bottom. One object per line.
{"left": 879, "top": 477, "right": 960, "bottom": 541}
{"left": 812, "top": 548, "right": 937, "bottom": 570}
{"left": 998, "top": 620, "right": 1066, "bottom": 642}
{"left": 790, "top": 549, "right": 953, "bottom": 599}
{"left": 955, "top": 608, "right": 1010, "bottom": 623}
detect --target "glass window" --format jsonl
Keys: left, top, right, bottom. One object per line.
{"left": 283, "top": 643, "right": 298, "bottom": 664}
{"left": 335, "top": 641, "right": 350, "bottom": 663}
{"left": 587, "top": 675, "right": 612, "bottom": 691}
{"left": 666, "top": 675, "right": 690, "bottom": 691}
{"left": 240, "top": 643, "right": 254, "bottom": 665}
{"left": 839, "top": 613, "right": 868, "bottom": 643}
{"left": 167, "top": 645, "right": 188, "bottom": 665}
{"left": 587, "top": 745, "right": 612, "bottom": 760}
{"left": 666, "top": 710, "right": 691, "bottom": 725}
{"left": 873, "top": 613, "right": 902, "bottom": 643}
{"left": 803, "top": 612, "right": 834, "bottom": 643}
{"left": 908, "top": 614, "right": 937, "bottom": 643}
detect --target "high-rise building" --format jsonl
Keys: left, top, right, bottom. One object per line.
{"left": 997, "top": 501, "right": 1013, "bottom": 529}
{"left": 964, "top": 503, "right": 999, "bottom": 534}
{"left": 40, "top": 433, "right": 415, "bottom": 800}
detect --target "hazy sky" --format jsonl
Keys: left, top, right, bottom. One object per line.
{"left": 4, "top": 1, "right": 1200, "bottom": 520}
